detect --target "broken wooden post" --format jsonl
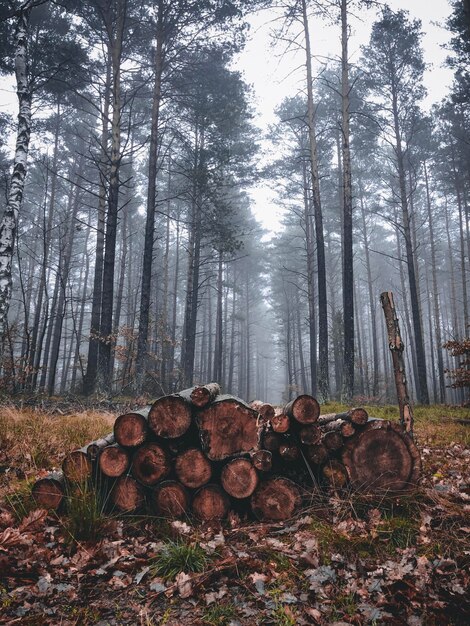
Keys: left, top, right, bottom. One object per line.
{"left": 380, "top": 291, "right": 414, "bottom": 437}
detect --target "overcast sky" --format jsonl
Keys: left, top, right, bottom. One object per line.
{"left": 238, "top": 0, "right": 455, "bottom": 233}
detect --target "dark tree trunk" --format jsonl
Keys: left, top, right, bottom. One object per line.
{"left": 135, "top": 3, "right": 164, "bottom": 390}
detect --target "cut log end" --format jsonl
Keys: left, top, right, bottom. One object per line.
{"left": 322, "top": 460, "right": 349, "bottom": 490}
{"left": 114, "top": 413, "right": 148, "bottom": 448}
{"left": 250, "top": 401, "right": 276, "bottom": 421}
{"left": 111, "top": 476, "right": 145, "bottom": 512}
{"left": 251, "top": 450, "right": 272, "bottom": 472}
{"left": 32, "top": 475, "right": 64, "bottom": 510}
{"left": 271, "top": 413, "right": 290, "bottom": 433}
{"left": 322, "top": 430, "right": 344, "bottom": 451}
{"left": 341, "top": 420, "right": 421, "bottom": 492}
{"left": 285, "top": 395, "right": 320, "bottom": 424}
{"left": 190, "top": 383, "right": 220, "bottom": 407}
{"left": 148, "top": 396, "right": 192, "bottom": 439}
{"left": 99, "top": 445, "right": 130, "bottom": 478}
{"left": 131, "top": 443, "right": 171, "bottom": 486}
{"left": 192, "top": 484, "right": 230, "bottom": 521}
{"left": 348, "top": 407, "right": 368, "bottom": 425}
{"left": 153, "top": 481, "right": 189, "bottom": 518}
{"left": 175, "top": 448, "right": 212, "bottom": 489}
{"left": 251, "top": 477, "right": 302, "bottom": 521}
{"left": 221, "top": 458, "right": 259, "bottom": 499}
{"left": 62, "top": 450, "right": 92, "bottom": 483}
{"left": 197, "top": 397, "right": 259, "bottom": 461}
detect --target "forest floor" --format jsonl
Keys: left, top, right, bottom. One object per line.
{"left": 0, "top": 402, "right": 469, "bottom": 625}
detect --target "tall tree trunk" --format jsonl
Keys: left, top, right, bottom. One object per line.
{"left": 444, "top": 196, "right": 460, "bottom": 336}
{"left": 227, "top": 282, "right": 236, "bottom": 393}
{"left": 98, "top": 1, "right": 127, "bottom": 391}
{"left": 392, "top": 90, "right": 429, "bottom": 404}
{"left": 47, "top": 175, "right": 80, "bottom": 395}
{"left": 0, "top": 6, "right": 32, "bottom": 349}
{"left": 302, "top": 158, "right": 317, "bottom": 395}
{"left": 295, "top": 290, "right": 308, "bottom": 393}
{"left": 27, "top": 103, "right": 61, "bottom": 389}
{"left": 301, "top": 0, "right": 329, "bottom": 401}
{"left": 135, "top": 2, "right": 164, "bottom": 390}
{"left": 83, "top": 53, "right": 112, "bottom": 395}
{"left": 340, "top": 0, "right": 354, "bottom": 402}
{"left": 213, "top": 251, "right": 223, "bottom": 383}
{"left": 358, "top": 182, "right": 379, "bottom": 397}
{"left": 168, "top": 208, "right": 181, "bottom": 391}
{"left": 424, "top": 161, "right": 445, "bottom": 403}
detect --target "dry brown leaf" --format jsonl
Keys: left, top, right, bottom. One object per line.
{"left": 0, "top": 527, "right": 24, "bottom": 550}
{"left": 19, "top": 508, "right": 47, "bottom": 532}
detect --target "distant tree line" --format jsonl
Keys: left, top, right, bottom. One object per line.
{"left": 0, "top": 0, "right": 468, "bottom": 405}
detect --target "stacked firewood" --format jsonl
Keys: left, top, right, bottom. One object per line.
{"left": 32, "top": 384, "right": 421, "bottom": 522}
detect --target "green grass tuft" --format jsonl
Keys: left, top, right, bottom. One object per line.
{"left": 150, "top": 540, "right": 209, "bottom": 580}
{"left": 61, "top": 479, "right": 109, "bottom": 544}
{"left": 202, "top": 603, "right": 237, "bottom": 625}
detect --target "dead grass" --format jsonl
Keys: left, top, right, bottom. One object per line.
{"left": 0, "top": 407, "right": 114, "bottom": 499}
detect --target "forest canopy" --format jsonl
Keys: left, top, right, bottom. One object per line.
{"left": 0, "top": 0, "right": 468, "bottom": 405}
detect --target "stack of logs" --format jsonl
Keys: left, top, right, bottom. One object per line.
{"left": 32, "top": 384, "right": 421, "bottom": 522}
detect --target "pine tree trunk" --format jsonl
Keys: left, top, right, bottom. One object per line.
{"left": 301, "top": 0, "right": 329, "bottom": 401}
{"left": 98, "top": 1, "right": 127, "bottom": 392}
{"left": 83, "top": 54, "right": 111, "bottom": 395}
{"left": 135, "top": 3, "right": 164, "bottom": 390}
{"left": 340, "top": 0, "right": 354, "bottom": 403}
{"left": 392, "top": 93, "right": 429, "bottom": 404}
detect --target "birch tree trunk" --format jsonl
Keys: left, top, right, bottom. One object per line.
{"left": 0, "top": 6, "right": 32, "bottom": 351}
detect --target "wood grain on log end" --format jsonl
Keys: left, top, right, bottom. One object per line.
{"left": 251, "top": 477, "right": 301, "bottom": 521}
{"left": 148, "top": 395, "right": 192, "bottom": 439}
{"left": 175, "top": 448, "right": 212, "bottom": 489}
{"left": 153, "top": 481, "right": 189, "bottom": 518}
{"left": 322, "top": 460, "right": 349, "bottom": 489}
{"left": 190, "top": 383, "right": 220, "bottom": 408}
{"left": 284, "top": 394, "right": 320, "bottom": 425}
{"left": 192, "top": 484, "right": 230, "bottom": 521}
{"left": 341, "top": 420, "right": 421, "bottom": 492}
{"left": 114, "top": 412, "right": 148, "bottom": 448}
{"left": 196, "top": 396, "right": 259, "bottom": 461}
{"left": 251, "top": 449, "right": 272, "bottom": 472}
{"left": 271, "top": 412, "right": 290, "bottom": 433}
{"left": 111, "top": 476, "right": 145, "bottom": 512}
{"left": 250, "top": 401, "right": 276, "bottom": 421}
{"left": 131, "top": 443, "right": 171, "bottom": 486}
{"left": 99, "top": 445, "right": 130, "bottom": 478}
{"left": 62, "top": 450, "right": 92, "bottom": 482}
{"left": 221, "top": 458, "right": 259, "bottom": 498}
{"left": 32, "top": 474, "right": 64, "bottom": 509}
{"left": 348, "top": 407, "right": 368, "bottom": 425}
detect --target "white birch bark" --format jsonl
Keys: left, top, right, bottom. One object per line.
{"left": 0, "top": 6, "right": 32, "bottom": 345}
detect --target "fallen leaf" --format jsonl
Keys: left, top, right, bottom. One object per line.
{"left": 176, "top": 571, "right": 193, "bottom": 598}
{"left": 19, "top": 508, "right": 47, "bottom": 532}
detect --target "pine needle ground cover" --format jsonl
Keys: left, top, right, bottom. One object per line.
{"left": 0, "top": 404, "right": 469, "bottom": 625}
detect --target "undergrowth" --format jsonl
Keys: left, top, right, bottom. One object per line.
{"left": 149, "top": 540, "right": 210, "bottom": 580}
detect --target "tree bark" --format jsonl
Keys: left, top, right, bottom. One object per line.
{"left": 301, "top": 0, "right": 329, "bottom": 401}
{"left": 0, "top": 6, "right": 32, "bottom": 348}
{"left": 380, "top": 291, "right": 415, "bottom": 436}
{"left": 135, "top": 1, "right": 164, "bottom": 390}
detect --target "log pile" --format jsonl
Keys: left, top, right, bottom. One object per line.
{"left": 32, "top": 384, "right": 421, "bottom": 522}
